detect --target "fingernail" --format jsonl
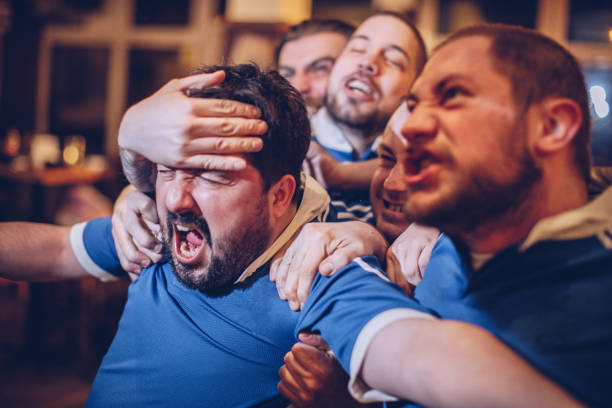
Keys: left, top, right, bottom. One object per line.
{"left": 289, "top": 301, "right": 299, "bottom": 311}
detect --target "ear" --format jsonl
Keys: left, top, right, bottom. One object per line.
{"left": 533, "top": 97, "right": 583, "bottom": 156}
{"left": 267, "top": 174, "right": 297, "bottom": 219}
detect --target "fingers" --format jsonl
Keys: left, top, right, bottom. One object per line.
{"left": 189, "top": 117, "right": 268, "bottom": 138}
{"left": 175, "top": 154, "right": 249, "bottom": 171}
{"left": 285, "top": 343, "right": 335, "bottom": 378}
{"left": 112, "top": 218, "right": 149, "bottom": 273}
{"left": 190, "top": 97, "right": 262, "bottom": 119}
{"left": 126, "top": 192, "right": 161, "bottom": 253}
{"left": 182, "top": 135, "right": 263, "bottom": 155}
{"left": 274, "top": 230, "right": 326, "bottom": 310}
{"left": 278, "top": 365, "right": 310, "bottom": 407}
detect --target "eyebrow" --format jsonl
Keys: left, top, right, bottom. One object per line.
{"left": 305, "top": 56, "right": 335, "bottom": 70}
{"left": 407, "top": 74, "right": 470, "bottom": 103}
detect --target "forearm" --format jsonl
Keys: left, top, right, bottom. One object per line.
{"left": 0, "top": 222, "right": 90, "bottom": 281}
{"left": 362, "top": 319, "right": 583, "bottom": 408}
{"left": 334, "top": 159, "right": 378, "bottom": 190}
{"left": 119, "top": 147, "right": 155, "bottom": 192}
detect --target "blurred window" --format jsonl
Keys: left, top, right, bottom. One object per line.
{"left": 127, "top": 49, "right": 181, "bottom": 107}
{"left": 134, "top": 0, "right": 191, "bottom": 26}
{"left": 438, "top": 0, "right": 537, "bottom": 33}
{"left": 584, "top": 66, "right": 612, "bottom": 165}
{"left": 569, "top": 0, "right": 612, "bottom": 43}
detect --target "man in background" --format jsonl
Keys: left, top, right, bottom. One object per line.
{"left": 304, "top": 11, "right": 426, "bottom": 223}
{"left": 276, "top": 19, "right": 354, "bottom": 116}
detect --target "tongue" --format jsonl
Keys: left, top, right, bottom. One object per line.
{"left": 186, "top": 230, "right": 203, "bottom": 249}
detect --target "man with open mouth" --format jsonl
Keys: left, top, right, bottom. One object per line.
{"left": 304, "top": 11, "right": 428, "bottom": 225}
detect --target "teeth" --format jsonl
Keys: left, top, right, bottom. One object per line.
{"left": 176, "top": 224, "right": 190, "bottom": 232}
{"left": 179, "top": 241, "right": 196, "bottom": 257}
{"left": 388, "top": 204, "right": 403, "bottom": 212}
{"left": 347, "top": 79, "right": 372, "bottom": 95}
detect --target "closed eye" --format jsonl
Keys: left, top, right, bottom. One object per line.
{"left": 199, "top": 171, "right": 232, "bottom": 185}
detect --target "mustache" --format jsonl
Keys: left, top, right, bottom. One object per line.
{"left": 166, "top": 211, "right": 212, "bottom": 246}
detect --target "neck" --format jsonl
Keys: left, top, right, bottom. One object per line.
{"left": 269, "top": 203, "right": 298, "bottom": 245}
{"left": 457, "top": 178, "right": 589, "bottom": 254}
{"left": 335, "top": 121, "right": 380, "bottom": 158}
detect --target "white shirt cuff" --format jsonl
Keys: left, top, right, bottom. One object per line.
{"left": 69, "top": 222, "right": 118, "bottom": 282}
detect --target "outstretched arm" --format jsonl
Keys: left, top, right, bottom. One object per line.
{"left": 0, "top": 222, "right": 90, "bottom": 281}
{"left": 118, "top": 70, "right": 267, "bottom": 191}
{"left": 361, "top": 318, "right": 584, "bottom": 408}
{"left": 303, "top": 141, "right": 377, "bottom": 190}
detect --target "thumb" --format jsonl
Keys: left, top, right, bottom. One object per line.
{"left": 298, "top": 331, "right": 329, "bottom": 350}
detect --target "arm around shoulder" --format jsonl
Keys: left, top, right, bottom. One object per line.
{"left": 361, "top": 318, "right": 584, "bottom": 408}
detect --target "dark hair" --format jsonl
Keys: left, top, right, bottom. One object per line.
{"left": 274, "top": 19, "right": 355, "bottom": 65}
{"left": 436, "top": 24, "right": 592, "bottom": 183}
{"left": 369, "top": 10, "right": 428, "bottom": 76}
{"left": 188, "top": 64, "right": 311, "bottom": 199}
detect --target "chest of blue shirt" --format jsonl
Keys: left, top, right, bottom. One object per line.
{"left": 86, "top": 263, "right": 297, "bottom": 407}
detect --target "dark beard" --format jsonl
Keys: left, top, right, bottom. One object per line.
{"left": 409, "top": 123, "right": 543, "bottom": 235}
{"left": 162, "top": 200, "right": 271, "bottom": 295}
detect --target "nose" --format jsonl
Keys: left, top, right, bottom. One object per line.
{"left": 400, "top": 106, "right": 437, "bottom": 146}
{"left": 358, "top": 52, "right": 379, "bottom": 76}
{"left": 383, "top": 163, "right": 408, "bottom": 197}
{"left": 165, "top": 174, "right": 200, "bottom": 215}
{"left": 291, "top": 71, "right": 311, "bottom": 96}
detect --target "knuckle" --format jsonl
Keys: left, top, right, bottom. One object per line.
{"left": 219, "top": 119, "right": 235, "bottom": 134}
{"left": 214, "top": 138, "right": 227, "bottom": 151}
{"left": 220, "top": 100, "right": 238, "bottom": 115}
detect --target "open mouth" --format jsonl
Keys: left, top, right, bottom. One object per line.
{"left": 173, "top": 223, "right": 207, "bottom": 264}
{"left": 346, "top": 78, "right": 373, "bottom": 96}
{"left": 383, "top": 199, "right": 404, "bottom": 213}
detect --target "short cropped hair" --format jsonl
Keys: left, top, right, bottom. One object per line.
{"left": 370, "top": 10, "right": 428, "bottom": 76}
{"left": 188, "top": 64, "right": 310, "bottom": 197}
{"left": 437, "top": 24, "right": 592, "bottom": 182}
{"left": 274, "top": 19, "right": 355, "bottom": 65}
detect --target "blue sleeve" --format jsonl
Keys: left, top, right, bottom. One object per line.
{"left": 83, "top": 217, "right": 126, "bottom": 277}
{"left": 297, "top": 256, "right": 436, "bottom": 372}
